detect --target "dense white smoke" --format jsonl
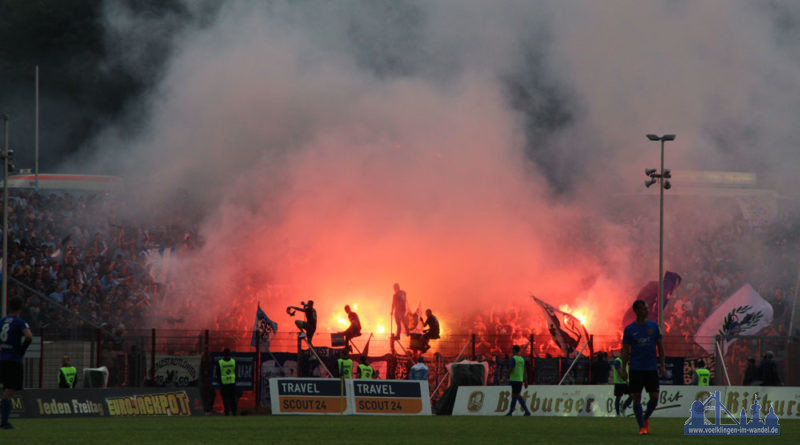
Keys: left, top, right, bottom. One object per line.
{"left": 65, "top": 0, "right": 800, "bottom": 334}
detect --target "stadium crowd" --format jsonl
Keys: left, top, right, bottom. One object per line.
{"left": 1, "top": 188, "right": 795, "bottom": 387}
{"left": 3, "top": 189, "right": 197, "bottom": 335}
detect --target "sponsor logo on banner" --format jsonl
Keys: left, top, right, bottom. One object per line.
{"left": 685, "top": 391, "right": 780, "bottom": 435}
{"left": 271, "top": 378, "right": 350, "bottom": 415}
{"left": 20, "top": 388, "right": 204, "bottom": 418}
{"left": 453, "top": 385, "right": 800, "bottom": 419}
{"left": 106, "top": 391, "right": 193, "bottom": 416}
{"left": 352, "top": 380, "right": 429, "bottom": 415}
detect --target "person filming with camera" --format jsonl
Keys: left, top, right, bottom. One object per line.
{"left": 287, "top": 300, "right": 317, "bottom": 344}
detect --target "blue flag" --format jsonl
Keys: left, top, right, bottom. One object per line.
{"left": 252, "top": 304, "right": 278, "bottom": 349}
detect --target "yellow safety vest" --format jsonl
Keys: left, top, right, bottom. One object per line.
{"left": 338, "top": 359, "right": 354, "bottom": 378}
{"left": 613, "top": 358, "right": 629, "bottom": 384}
{"left": 696, "top": 368, "right": 710, "bottom": 386}
{"left": 219, "top": 358, "right": 236, "bottom": 385}
{"left": 60, "top": 366, "right": 77, "bottom": 388}
{"left": 358, "top": 363, "right": 374, "bottom": 379}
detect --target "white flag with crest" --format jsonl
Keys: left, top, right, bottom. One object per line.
{"left": 694, "top": 283, "right": 773, "bottom": 354}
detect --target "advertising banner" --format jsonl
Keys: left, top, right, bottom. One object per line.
{"left": 20, "top": 388, "right": 205, "bottom": 418}
{"left": 452, "top": 385, "right": 738, "bottom": 418}
{"left": 351, "top": 379, "right": 431, "bottom": 415}
{"left": 270, "top": 378, "right": 352, "bottom": 415}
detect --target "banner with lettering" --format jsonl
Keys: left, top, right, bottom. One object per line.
{"left": 269, "top": 378, "right": 352, "bottom": 415}
{"left": 19, "top": 388, "right": 205, "bottom": 417}
{"left": 451, "top": 385, "right": 735, "bottom": 418}
{"left": 351, "top": 379, "right": 432, "bottom": 415}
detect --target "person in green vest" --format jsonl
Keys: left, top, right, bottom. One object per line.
{"left": 58, "top": 355, "right": 77, "bottom": 389}
{"left": 505, "top": 345, "right": 531, "bottom": 416}
{"left": 357, "top": 356, "right": 374, "bottom": 379}
{"left": 693, "top": 360, "right": 711, "bottom": 386}
{"left": 612, "top": 354, "right": 632, "bottom": 416}
{"left": 216, "top": 348, "right": 237, "bottom": 415}
{"left": 337, "top": 349, "right": 354, "bottom": 379}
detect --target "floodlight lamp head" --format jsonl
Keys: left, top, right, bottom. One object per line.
{"left": 662, "top": 169, "right": 671, "bottom": 179}
{"left": 645, "top": 168, "right": 657, "bottom": 177}
{"left": 646, "top": 134, "right": 660, "bottom": 141}
{"left": 645, "top": 178, "right": 657, "bottom": 188}
{"left": 663, "top": 134, "right": 676, "bottom": 141}
{"left": 664, "top": 180, "right": 672, "bottom": 190}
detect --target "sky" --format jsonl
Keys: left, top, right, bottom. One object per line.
{"left": 24, "top": 0, "right": 800, "bottom": 338}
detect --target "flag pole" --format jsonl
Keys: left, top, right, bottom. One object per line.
{"left": 558, "top": 338, "right": 591, "bottom": 385}
{"left": 715, "top": 336, "right": 731, "bottom": 386}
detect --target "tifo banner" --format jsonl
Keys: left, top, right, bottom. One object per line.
{"left": 270, "top": 378, "right": 352, "bottom": 415}
{"left": 352, "top": 379, "right": 431, "bottom": 415}
{"left": 694, "top": 283, "right": 773, "bottom": 354}
{"left": 153, "top": 355, "right": 201, "bottom": 387}
{"left": 452, "top": 385, "right": 800, "bottom": 418}
{"left": 19, "top": 388, "right": 204, "bottom": 417}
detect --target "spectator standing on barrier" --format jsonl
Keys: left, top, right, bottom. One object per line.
{"left": 409, "top": 356, "right": 429, "bottom": 381}
{"left": 391, "top": 283, "right": 408, "bottom": 338}
{"left": 759, "top": 351, "right": 781, "bottom": 386}
{"left": 217, "top": 348, "right": 237, "bottom": 416}
{"left": 0, "top": 297, "right": 33, "bottom": 429}
{"left": 357, "top": 356, "right": 374, "bottom": 379}
{"left": 337, "top": 349, "right": 354, "bottom": 379}
{"left": 337, "top": 305, "right": 361, "bottom": 345}
{"left": 693, "top": 360, "right": 711, "bottom": 386}
{"left": 742, "top": 358, "right": 758, "bottom": 385}
{"left": 421, "top": 309, "right": 440, "bottom": 353}
{"left": 620, "top": 299, "right": 665, "bottom": 436}
{"left": 612, "top": 354, "right": 632, "bottom": 416}
{"left": 505, "top": 345, "right": 531, "bottom": 416}
{"left": 288, "top": 300, "right": 317, "bottom": 344}
{"left": 59, "top": 355, "right": 77, "bottom": 388}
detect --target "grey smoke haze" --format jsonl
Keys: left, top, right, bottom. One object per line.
{"left": 60, "top": 0, "right": 800, "bottom": 331}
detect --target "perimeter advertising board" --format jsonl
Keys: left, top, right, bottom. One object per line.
{"left": 269, "top": 378, "right": 431, "bottom": 415}
{"left": 270, "top": 378, "right": 352, "bottom": 415}
{"left": 19, "top": 388, "right": 205, "bottom": 417}
{"left": 453, "top": 385, "right": 800, "bottom": 418}
{"left": 352, "top": 379, "right": 431, "bottom": 415}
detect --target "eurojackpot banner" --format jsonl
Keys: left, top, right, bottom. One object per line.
{"left": 269, "top": 378, "right": 431, "bottom": 416}
{"left": 452, "top": 385, "right": 800, "bottom": 418}
{"left": 20, "top": 388, "right": 205, "bottom": 417}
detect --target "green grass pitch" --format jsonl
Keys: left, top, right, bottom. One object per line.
{"left": 4, "top": 416, "right": 797, "bottom": 444}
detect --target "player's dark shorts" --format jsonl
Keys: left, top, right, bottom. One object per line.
{"left": 614, "top": 383, "right": 629, "bottom": 397}
{"left": 510, "top": 381, "right": 523, "bottom": 394}
{"left": 628, "top": 369, "right": 659, "bottom": 394}
{"left": 0, "top": 360, "right": 24, "bottom": 390}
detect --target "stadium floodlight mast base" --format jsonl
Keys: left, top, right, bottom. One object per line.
{"left": 645, "top": 133, "right": 675, "bottom": 333}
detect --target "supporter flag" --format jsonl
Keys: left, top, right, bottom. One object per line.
{"left": 622, "top": 271, "right": 682, "bottom": 328}
{"left": 251, "top": 304, "right": 278, "bottom": 351}
{"left": 694, "top": 283, "right": 773, "bottom": 354}
{"left": 531, "top": 295, "right": 590, "bottom": 356}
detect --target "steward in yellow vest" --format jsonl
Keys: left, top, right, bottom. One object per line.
{"left": 217, "top": 348, "right": 238, "bottom": 415}
{"left": 59, "top": 355, "right": 77, "bottom": 388}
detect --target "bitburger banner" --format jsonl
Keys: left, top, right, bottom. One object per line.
{"left": 20, "top": 388, "right": 205, "bottom": 417}
{"left": 452, "top": 385, "right": 738, "bottom": 417}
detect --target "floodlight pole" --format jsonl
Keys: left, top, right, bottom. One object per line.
{"left": 2, "top": 115, "right": 8, "bottom": 317}
{"left": 646, "top": 134, "right": 675, "bottom": 333}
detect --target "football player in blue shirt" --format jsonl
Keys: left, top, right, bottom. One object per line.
{"left": 0, "top": 297, "right": 33, "bottom": 429}
{"left": 619, "top": 299, "right": 665, "bottom": 435}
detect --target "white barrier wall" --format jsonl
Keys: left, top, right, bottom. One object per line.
{"left": 452, "top": 385, "right": 800, "bottom": 418}
{"left": 270, "top": 378, "right": 431, "bottom": 416}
